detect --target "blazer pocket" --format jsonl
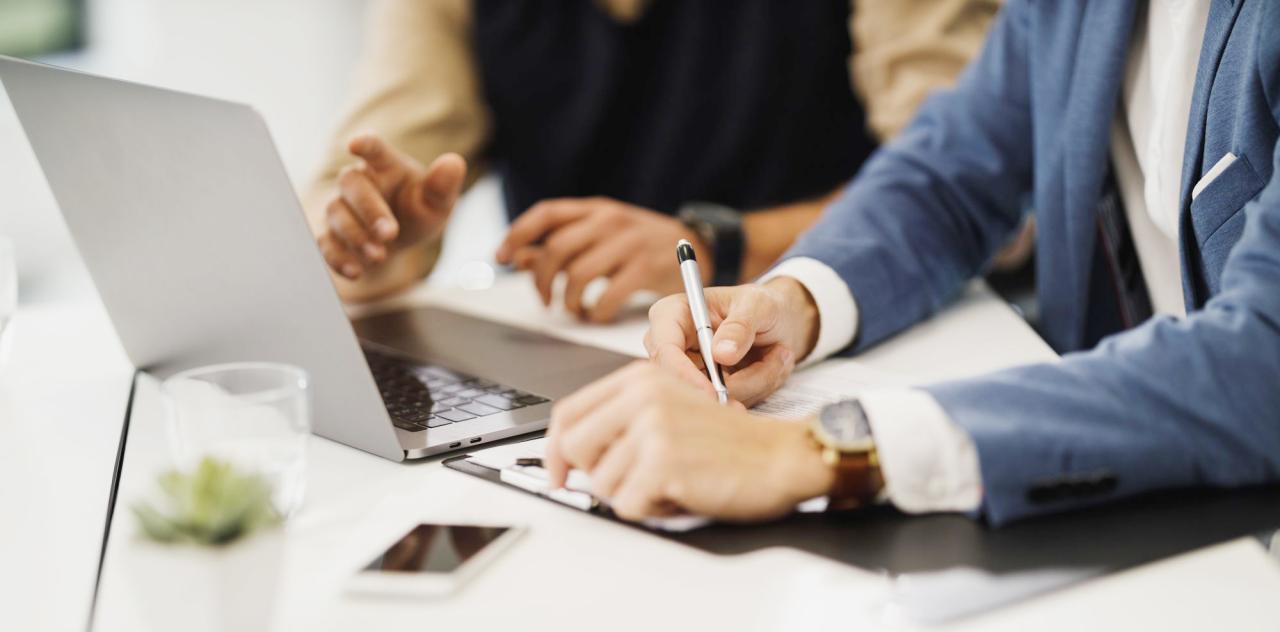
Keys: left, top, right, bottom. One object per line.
{"left": 1189, "top": 152, "right": 1264, "bottom": 247}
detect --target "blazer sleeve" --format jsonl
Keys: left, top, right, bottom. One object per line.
{"left": 921, "top": 12, "right": 1280, "bottom": 524}
{"left": 780, "top": 0, "right": 1034, "bottom": 353}
{"left": 925, "top": 122, "right": 1280, "bottom": 526}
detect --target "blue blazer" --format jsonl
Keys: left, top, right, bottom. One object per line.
{"left": 783, "top": 0, "right": 1280, "bottom": 524}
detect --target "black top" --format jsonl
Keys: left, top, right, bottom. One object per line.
{"left": 472, "top": 0, "right": 876, "bottom": 219}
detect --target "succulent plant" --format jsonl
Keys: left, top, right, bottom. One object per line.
{"left": 132, "top": 457, "right": 282, "bottom": 546}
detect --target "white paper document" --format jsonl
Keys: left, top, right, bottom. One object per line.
{"left": 752, "top": 358, "right": 914, "bottom": 419}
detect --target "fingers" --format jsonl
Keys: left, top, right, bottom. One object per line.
{"left": 383, "top": 152, "right": 465, "bottom": 244}
{"left": 496, "top": 199, "right": 593, "bottom": 263}
{"left": 708, "top": 286, "right": 780, "bottom": 366}
{"left": 318, "top": 233, "right": 362, "bottom": 279}
{"left": 563, "top": 241, "right": 631, "bottom": 319}
{"left": 554, "top": 390, "right": 640, "bottom": 486}
{"left": 609, "top": 433, "right": 671, "bottom": 521}
{"left": 644, "top": 294, "right": 717, "bottom": 394}
{"left": 652, "top": 343, "right": 716, "bottom": 396}
{"left": 511, "top": 245, "right": 542, "bottom": 271}
{"left": 643, "top": 329, "right": 707, "bottom": 370}
{"left": 347, "top": 133, "right": 410, "bottom": 194}
{"left": 588, "top": 428, "right": 640, "bottom": 500}
{"left": 417, "top": 152, "right": 467, "bottom": 213}
{"left": 325, "top": 198, "right": 384, "bottom": 265}
{"left": 345, "top": 134, "right": 463, "bottom": 247}
{"left": 645, "top": 294, "right": 696, "bottom": 357}
{"left": 338, "top": 166, "right": 398, "bottom": 243}
{"left": 685, "top": 349, "right": 707, "bottom": 371}
{"left": 529, "top": 216, "right": 604, "bottom": 306}
{"left": 586, "top": 260, "right": 649, "bottom": 324}
{"left": 545, "top": 362, "right": 646, "bottom": 487}
{"left": 723, "top": 344, "right": 795, "bottom": 406}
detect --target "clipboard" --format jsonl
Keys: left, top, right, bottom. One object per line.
{"left": 443, "top": 453, "right": 710, "bottom": 532}
{"left": 445, "top": 447, "right": 1280, "bottom": 622}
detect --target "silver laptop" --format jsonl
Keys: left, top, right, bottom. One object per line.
{"left": 0, "top": 56, "right": 630, "bottom": 461}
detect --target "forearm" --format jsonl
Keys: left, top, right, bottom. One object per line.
{"left": 740, "top": 188, "right": 842, "bottom": 281}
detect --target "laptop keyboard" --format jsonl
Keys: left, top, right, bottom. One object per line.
{"left": 365, "top": 349, "right": 550, "bottom": 433}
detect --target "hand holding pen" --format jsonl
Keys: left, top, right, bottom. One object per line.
{"left": 644, "top": 249, "right": 816, "bottom": 407}
{"left": 675, "top": 239, "right": 730, "bottom": 404}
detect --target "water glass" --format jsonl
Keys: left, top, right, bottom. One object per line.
{"left": 163, "top": 362, "right": 311, "bottom": 518}
{"left": 0, "top": 236, "right": 15, "bottom": 336}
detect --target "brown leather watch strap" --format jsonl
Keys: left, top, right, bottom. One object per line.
{"left": 826, "top": 448, "right": 884, "bottom": 512}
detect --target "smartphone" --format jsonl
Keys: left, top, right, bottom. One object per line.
{"left": 347, "top": 523, "right": 525, "bottom": 597}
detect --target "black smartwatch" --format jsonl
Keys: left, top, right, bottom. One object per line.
{"left": 678, "top": 202, "right": 744, "bottom": 287}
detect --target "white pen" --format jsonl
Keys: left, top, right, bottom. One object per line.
{"left": 676, "top": 239, "right": 729, "bottom": 405}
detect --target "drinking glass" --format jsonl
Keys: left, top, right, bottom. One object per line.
{"left": 163, "top": 363, "right": 311, "bottom": 518}
{"left": 0, "top": 236, "right": 15, "bottom": 337}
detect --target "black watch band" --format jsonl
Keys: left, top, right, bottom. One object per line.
{"left": 678, "top": 202, "right": 744, "bottom": 287}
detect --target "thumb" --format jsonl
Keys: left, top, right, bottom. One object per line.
{"left": 418, "top": 152, "right": 467, "bottom": 211}
{"left": 709, "top": 288, "right": 774, "bottom": 366}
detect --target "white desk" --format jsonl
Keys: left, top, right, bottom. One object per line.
{"left": 8, "top": 270, "right": 1280, "bottom": 631}
{"left": 0, "top": 268, "right": 134, "bottom": 632}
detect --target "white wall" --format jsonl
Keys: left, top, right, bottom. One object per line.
{"left": 66, "top": 0, "right": 369, "bottom": 182}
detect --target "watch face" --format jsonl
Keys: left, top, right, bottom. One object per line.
{"left": 683, "top": 203, "right": 741, "bottom": 230}
{"left": 818, "top": 400, "right": 873, "bottom": 450}
{"left": 693, "top": 223, "right": 717, "bottom": 249}
{"left": 699, "top": 204, "right": 741, "bottom": 227}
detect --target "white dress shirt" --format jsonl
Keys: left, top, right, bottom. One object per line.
{"left": 764, "top": 0, "right": 1209, "bottom": 513}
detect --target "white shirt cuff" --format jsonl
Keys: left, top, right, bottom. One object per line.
{"left": 859, "top": 388, "right": 983, "bottom": 513}
{"left": 758, "top": 257, "right": 858, "bottom": 366}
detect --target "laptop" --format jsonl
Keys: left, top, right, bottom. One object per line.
{"left": 0, "top": 56, "right": 631, "bottom": 461}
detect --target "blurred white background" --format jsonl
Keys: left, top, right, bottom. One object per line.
{"left": 0, "top": 0, "right": 506, "bottom": 304}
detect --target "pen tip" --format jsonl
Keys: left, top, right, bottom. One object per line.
{"left": 676, "top": 239, "right": 696, "bottom": 263}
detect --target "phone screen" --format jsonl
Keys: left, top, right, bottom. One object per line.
{"left": 363, "top": 524, "right": 512, "bottom": 574}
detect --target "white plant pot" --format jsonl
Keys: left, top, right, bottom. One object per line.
{"left": 127, "top": 528, "right": 285, "bottom": 632}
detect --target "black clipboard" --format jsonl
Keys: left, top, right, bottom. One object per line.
{"left": 445, "top": 449, "right": 1280, "bottom": 621}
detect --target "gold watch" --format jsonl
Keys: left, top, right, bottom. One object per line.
{"left": 810, "top": 399, "right": 884, "bottom": 511}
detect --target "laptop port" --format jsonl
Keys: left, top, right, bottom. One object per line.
{"left": 449, "top": 442, "right": 461, "bottom": 449}
{"left": 469, "top": 437, "right": 482, "bottom": 444}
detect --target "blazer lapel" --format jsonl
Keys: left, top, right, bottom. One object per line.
{"left": 1177, "top": 0, "right": 1246, "bottom": 308}
{"left": 1053, "top": 2, "right": 1137, "bottom": 349}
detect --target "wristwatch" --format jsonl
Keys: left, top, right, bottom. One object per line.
{"left": 810, "top": 399, "right": 884, "bottom": 511}
{"left": 678, "top": 202, "right": 744, "bottom": 287}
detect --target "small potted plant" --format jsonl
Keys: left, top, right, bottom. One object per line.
{"left": 127, "top": 458, "right": 286, "bottom": 632}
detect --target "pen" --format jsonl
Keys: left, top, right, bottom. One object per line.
{"left": 675, "top": 239, "right": 729, "bottom": 405}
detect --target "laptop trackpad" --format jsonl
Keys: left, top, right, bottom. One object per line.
{"left": 352, "top": 305, "right": 633, "bottom": 399}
